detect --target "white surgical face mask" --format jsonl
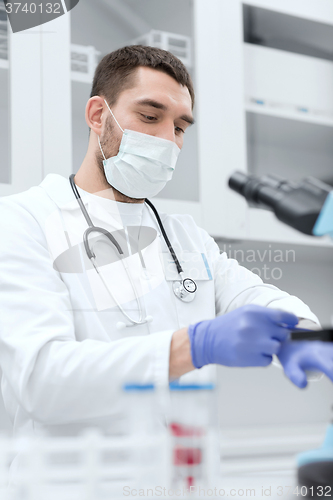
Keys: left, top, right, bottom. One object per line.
{"left": 98, "top": 99, "right": 181, "bottom": 199}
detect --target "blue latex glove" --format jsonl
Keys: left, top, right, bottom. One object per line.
{"left": 188, "top": 304, "right": 298, "bottom": 368}
{"left": 278, "top": 341, "right": 333, "bottom": 388}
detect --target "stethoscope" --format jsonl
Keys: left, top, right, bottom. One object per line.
{"left": 69, "top": 175, "right": 197, "bottom": 329}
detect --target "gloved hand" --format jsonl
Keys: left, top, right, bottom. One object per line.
{"left": 278, "top": 341, "right": 333, "bottom": 388}
{"left": 188, "top": 304, "right": 298, "bottom": 368}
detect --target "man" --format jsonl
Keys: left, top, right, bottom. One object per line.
{"left": 0, "top": 45, "right": 332, "bottom": 475}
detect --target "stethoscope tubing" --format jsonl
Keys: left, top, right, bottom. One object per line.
{"left": 70, "top": 174, "right": 147, "bottom": 326}
{"left": 90, "top": 255, "right": 145, "bottom": 326}
{"left": 144, "top": 198, "right": 183, "bottom": 276}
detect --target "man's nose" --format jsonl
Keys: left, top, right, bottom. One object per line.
{"left": 155, "top": 123, "right": 176, "bottom": 143}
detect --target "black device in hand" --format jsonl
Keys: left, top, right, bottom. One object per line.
{"left": 290, "top": 328, "right": 333, "bottom": 342}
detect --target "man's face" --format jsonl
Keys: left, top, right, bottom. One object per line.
{"left": 96, "top": 66, "right": 194, "bottom": 169}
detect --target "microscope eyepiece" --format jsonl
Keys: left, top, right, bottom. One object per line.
{"left": 228, "top": 171, "right": 330, "bottom": 235}
{"left": 228, "top": 171, "right": 249, "bottom": 196}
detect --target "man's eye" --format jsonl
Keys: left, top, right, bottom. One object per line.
{"left": 142, "top": 115, "right": 156, "bottom": 121}
{"left": 175, "top": 126, "right": 185, "bottom": 134}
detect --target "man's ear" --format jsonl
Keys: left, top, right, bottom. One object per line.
{"left": 85, "top": 97, "right": 105, "bottom": 135}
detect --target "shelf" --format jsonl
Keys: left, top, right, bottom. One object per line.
{"left": 0, "top": 50, "right": 94, "bottom": 81}
{"left": 246, "top": 111, "right": 333, "bottom": 187}
{"left": 245, "top": 102, "right": 333, "bottom": 128}
{"left": 71, "top": 44, "right": 101, "bottom": 84}
{"left": 246, "top": 209, "right": 333, "bottom": 247}
{"left": 130, "top": 30, "right": 192, "bottom": 68}
{"left": 244, "top": 44, "right": 333, "bottom": 120}
{"left": 243, "top": 4, "right": 333, "bottom": 62}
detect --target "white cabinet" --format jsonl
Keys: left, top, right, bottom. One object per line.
{"left": 194, "top": 0, "right": 333, "bottom": 245}
{"left": 0, "top": 64, "right": 9, "bottom": 187}
{"left": 1, "top": 23, "right": 43, "bottom": 197}
{"left": 0, "top": 10, "right": 72, "bottom": 197}
{"left": 40, "top": 15, "right": 72, "bottom": 181}
{"left": 0, "top": 4, "right": 10, "bottom": 191}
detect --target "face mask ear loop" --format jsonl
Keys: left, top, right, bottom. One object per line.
{"left": 103, "top": 99, "right": 124, "bottom": 133}
{"left": 98, "top": 135, "right": 107, "bottom": 161}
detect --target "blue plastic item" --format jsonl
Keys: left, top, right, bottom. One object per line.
{"left": 122, "top": 383, "right": 155, "bottom": 392}
{"left": 298, "top": 425, "right": 333, "bottom": 467}
{"left": 313, "top": 190, "right": 333, "bottom": 239}
{"left": 169, "top": 382, "right": 215, "bottom": 391}
{"left": 297, "top": 424, "right": 333, "bottom": 489}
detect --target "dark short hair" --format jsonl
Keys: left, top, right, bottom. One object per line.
{"left": 90, "top": 45, "right": 195, "bottom": 109}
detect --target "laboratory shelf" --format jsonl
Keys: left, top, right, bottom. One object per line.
{"left": 245, "top": 210, "right": 333, "bottom": 247}
{"left": 246, "top": 112, "right": 333, "bottom": 187}
{"left": 243, "top": 3, "right": 333, "bottom": 63}
{"left": 244, "top": 43, "right": 333, "bottom": 122}
{"left": 245, "top": 103, "right": 333, "bottom": 129}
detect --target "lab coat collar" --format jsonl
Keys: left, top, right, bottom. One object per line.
{"left": 40, "top": 174, "right": 85, "bottom": 211}
{"left": 39, "top": 173, "right": 145, "bottom": 216}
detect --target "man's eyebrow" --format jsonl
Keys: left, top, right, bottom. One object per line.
{"left": 180, "top": 114, "right": 195, "bottom": 126}
{"left": 135, "top": 98, "right": 195, "bottom": 126}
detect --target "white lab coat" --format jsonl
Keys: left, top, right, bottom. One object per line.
{"left": 0, "top": 174, "right": 319, "bottom": 482}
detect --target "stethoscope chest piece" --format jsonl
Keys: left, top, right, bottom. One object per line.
{"left": 173, "top": 275, "right": 197, "bottom": 303}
